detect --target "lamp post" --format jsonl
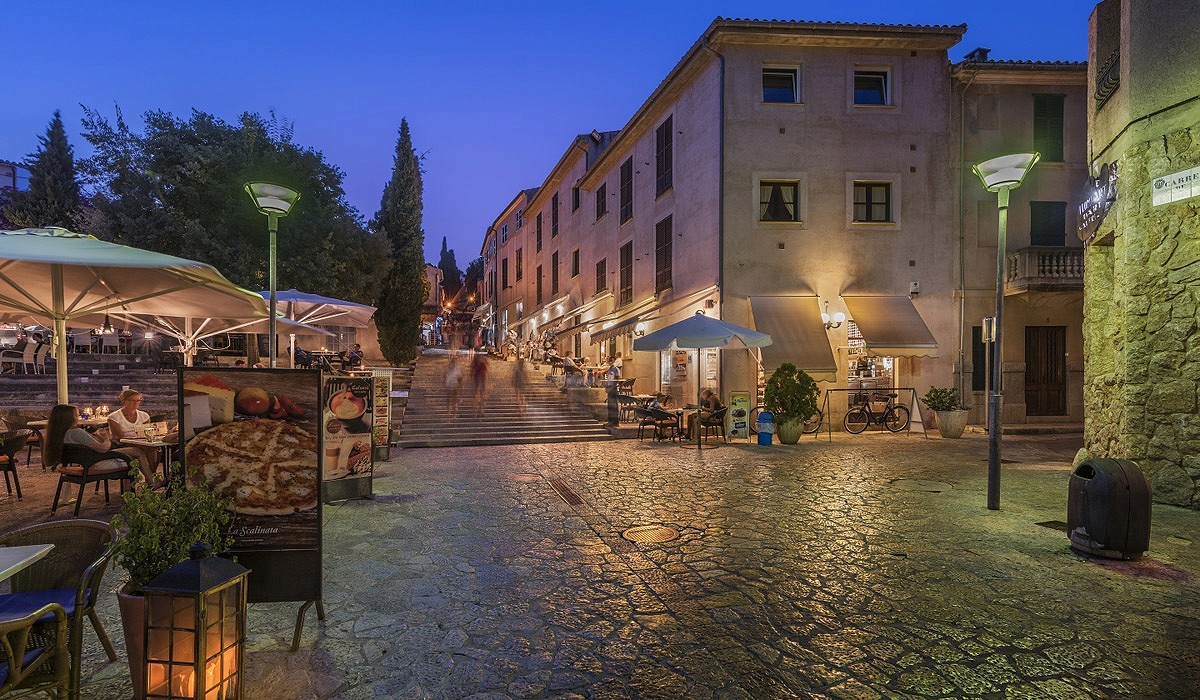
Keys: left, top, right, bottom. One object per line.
{"left": 244, "top": 183, "right": 300, "bottom": 368}
{"left": 972, "top": 152, "right": 1040, "bottom": 510}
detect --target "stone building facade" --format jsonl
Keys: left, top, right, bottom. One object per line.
{"left": 1083, "top": 0, "right": 1200, "bottom": 507}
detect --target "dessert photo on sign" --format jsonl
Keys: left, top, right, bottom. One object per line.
{"left": 322, "top": 376, "right": 374, "bottom": 481}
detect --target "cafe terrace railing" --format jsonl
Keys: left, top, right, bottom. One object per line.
{"left": 1005, "top": 246, "right": 1085, "bottom": 295}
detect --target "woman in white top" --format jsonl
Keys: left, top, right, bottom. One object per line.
{"left": 108, "top": 389, "right": 163, "bottom": 480}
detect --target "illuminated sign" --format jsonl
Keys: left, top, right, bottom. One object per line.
{"left": 1152, "top": 164, "right": 1200, "bottom": 206}
{"left": 1078, "top": 162, "right": 1118, "bottom": 244}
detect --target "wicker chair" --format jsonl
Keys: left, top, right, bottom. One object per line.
{"left": 50, "top": 446, "right": 133, "bottom": 518}
{"left": 0, "top": 602, "right": 69, "bottom": 699}
{"left": 0, "top": 431, "right": 32, "bottom": 500}
{"left": 0, "top": 520, "right": 118, "bottom": 700}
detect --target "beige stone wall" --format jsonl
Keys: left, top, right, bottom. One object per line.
{"left": 1083, "top": 121, "right": 1200, "bottom": 506}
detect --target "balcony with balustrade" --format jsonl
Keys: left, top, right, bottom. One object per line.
{"left": 1005, "top": 246, "right": 1085, "bottom": 296}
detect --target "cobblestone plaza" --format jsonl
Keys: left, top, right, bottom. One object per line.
{"left": 15, "top": 432, "right": 1196, "bottom": 698}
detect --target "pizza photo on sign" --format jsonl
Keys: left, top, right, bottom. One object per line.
{"left": 186, "top": 418, "right": 319, "bottom": 516}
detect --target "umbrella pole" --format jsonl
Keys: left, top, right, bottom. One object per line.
{"left": 52, "top": 265, "right": 69, "bottom": 404}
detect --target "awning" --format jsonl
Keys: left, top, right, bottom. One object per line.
{"left": 471, "top": 303, "right": 492, "bottom": 322}
{"left": 588, "top": 298, "right": 656, "bottom": 344}
{"left": 554, "top": 320, "right": 589, "bottom": 340}
{"left": 842, "top": 296, "right": 938, "bottom": 357}
{"left": 535, "top": 294, "right": 572, "bottom": 328}
{"left": 748, "top": 296, "right": 838, "bottom": 381}
{"left": 563, "top": 290, "right": 613, "bottom": 320}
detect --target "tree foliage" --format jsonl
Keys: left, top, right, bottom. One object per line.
{"left": 3, "top": 110, "right": 83, "bottom": 230}
{"left": 437, "top": 236, "right": 463, "bottom": 302}
{"left": 462, "top": 257, "right": 484, "bottom": 306}
{"left": 372, "top": 119, "right": 427, "bottom": 364}
{"left": 77, "top": 106, "right": 390, "bottom": 303}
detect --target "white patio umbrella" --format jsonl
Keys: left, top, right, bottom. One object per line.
{"left": 633, "top": 310, "right": 772, "bottom": 448}
{"left": 106, "top": 311, "right": 332, "bottom": 365}
{"left": 0, "top": 227, "right": 270, "bottom": 402}
{"left": 261, "top": 289, "right": 376, "bottom": 367}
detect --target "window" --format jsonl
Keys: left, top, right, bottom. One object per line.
{"left": 536, "top": 265, "right": 543, "bottom": 305}
{"left": 515, "top": 248, "right": 523, "bottom": 281}
{"left": 619, "top": 158, "right": 633, "bottom": 223}
{"left": 1034, "top": 94, "right": 1065, "bottom": 162}
{"left": 1030, "top": 201, "right": 1067, "bottom": 246}
{"left": 854, "top": 69, "right": 889, "bottom": 105}
{"left": 571, "top": 249, "right": 580, "bottom": 277}
{"left": 500, "top": 223, "right": 508, "bottom": 243}
{"left": 759, "top": 181, "right": 801, "bottom": 222}
{"left": 853, "top": 182, "right": 892, "bottom": 222}
{"left": 516, "top": 210, "right": 524, "bottom": 229}
{"left": 501, "top": 258, "right": 509, "bottom": 289}
{"left": 595, "top": 259, "right": 607, "bottom": 295}
{"left": 551, "top": 193, "right": 559, "bottom": 236}
{"left": 595, "top": 183, "right": 608, "bottom": 220}
{"left": 762, "top": 67, "right": 798, "bottom": 103}
{"left": 619, "top": 242, "right": 633, "bottom": 306}
{"left": 655, "top": 216, "right": 673, "bottom": 294}
{"left": 551, "top": 251, "right": 559, "bottom": 296}
{"left": 571, "top": 186, "right": 580, "bottom": 212}
{"left": 655, "top": 115, "right": 673, "bottom": 196}
{"left": 536, "top": 213, "right": 543, "bottom": 251}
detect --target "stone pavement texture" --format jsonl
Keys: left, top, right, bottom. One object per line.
{"left": 4, "top": 431, "right": 1198, "bottom": 699}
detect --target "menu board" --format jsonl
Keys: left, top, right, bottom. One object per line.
{"left": 728, "top": 391, "right": 750, "bottom": 440}
{"left": 322, "top": 375, "right": 374, "bottom": 502}
{"left": 179, "top": 368, "right": 322, "bottom": 604}
{"left": 371, "top": 370, "right": 392, "bottom": 461}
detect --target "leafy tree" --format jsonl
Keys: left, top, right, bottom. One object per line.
{"left": 3, "top": 110, "right": 82, "bottom": 229}
{"left": 437, "top": 236, "right": 463, "bottom": 302}
{"left": 78, "top": 106, "right": 390, "bottom": 302}
{"left": 372, "top": 119, "right": 427, "bottom": 364}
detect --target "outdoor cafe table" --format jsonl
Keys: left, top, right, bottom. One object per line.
{"left": 119, "top": 437, "right": 177, "bottom": 473}
{"left": 308, "top": 350, "right": 342, "bottom": 371}
{"left": 0, "top": 544, "right": 53, "bottom": 584}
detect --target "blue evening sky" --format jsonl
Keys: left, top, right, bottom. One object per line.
{"left": 3, "top": 1, "right": 1095, "bottom": 265}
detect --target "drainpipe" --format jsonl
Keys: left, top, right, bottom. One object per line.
{"left": 700, "top": 32, "right": 726, "bottom": 389}
{"left": 956, "top": 65, "right": 979, "bottom": 408}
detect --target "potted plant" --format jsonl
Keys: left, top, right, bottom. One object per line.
{"left": 922, "top": 386, "right": 970, "bottom": 438}
{"left": 763, "top": 363, "right": 819, "bottom": 444}
{"left": 110, "top": 464, "right": 233, "bottom": 699}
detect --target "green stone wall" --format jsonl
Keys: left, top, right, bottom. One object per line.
{"left": 1084, "top": 122, "right": 1200, "bottom": 507}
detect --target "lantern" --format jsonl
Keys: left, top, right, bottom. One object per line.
{"left": 142, "top": 543, "right": 249, "bottom": 700}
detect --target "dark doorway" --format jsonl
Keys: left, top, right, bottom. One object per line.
{"left": 1025, "top": 326, "right": 1066, "bottom": 415}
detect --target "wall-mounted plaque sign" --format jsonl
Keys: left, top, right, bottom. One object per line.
{"left": 1151, "top": 164, "right": 1200, "bottom": 207}
{"left": 1078, "top": 161, "right": 1118, "bottom": 244}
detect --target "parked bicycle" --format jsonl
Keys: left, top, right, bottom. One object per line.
{"left": 843, "top": 392, "right": 910, "bottom": 433}
{"left": 747, "top": 405, "right": 824, "bottom": 435}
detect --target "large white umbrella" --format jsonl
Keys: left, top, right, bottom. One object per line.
{"left": 261, "top": 289, "right": 376, "bottom": 367}
{"left": 105, "top": 311, "right": 332, "bottom": 365}
{"left": 0, "top": 227, "right": 270, "bottom": 402}
{"left": 633, "top": 311, "right": 772, "bottom": 448}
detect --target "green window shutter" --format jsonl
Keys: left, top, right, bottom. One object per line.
{"left": 1033, "top": 94, "right": 1065, "bottom": 162}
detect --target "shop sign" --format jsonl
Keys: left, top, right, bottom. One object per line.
{"left": 1151, "top": 164, "right": 1200, "bottom": 207}
{"left": 1078, "top": 162, "right": 1118, "bottom": 243}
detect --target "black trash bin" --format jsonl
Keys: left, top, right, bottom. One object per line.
{"left": 1067, "top": 458, "right": 1151, "bottom": 560}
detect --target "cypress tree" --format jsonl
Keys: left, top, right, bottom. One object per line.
{"left": 4, "top": 110, "right": 81, "bottom": 229}
{"left": 372, "top": 119, "right": 427, "bottom": 364}
{"left": 437, "top": 236, "right": 464, "bottom": 302}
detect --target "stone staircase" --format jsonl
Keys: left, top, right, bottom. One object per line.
{"left": 396, "top": 351, "right": 613, "bottom": 448}
{"left": 0, "top": 352, "right": 179, "bottom": 419}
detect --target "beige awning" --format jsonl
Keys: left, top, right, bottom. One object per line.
{"left": 842, "top": 296, "right": 938, "bottom": 357}
{"left": 588, "top": 298, "right": 656, "bottom": 344}
{"left": 554, "top": 320, "right": 589, "bottom": 340}
{"left": 748, "top": 296, "right": 838, "bottom": 381}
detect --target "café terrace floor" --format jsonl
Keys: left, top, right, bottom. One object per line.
{"left": 3, "top": 431, "right": 1198, "bottom": 699}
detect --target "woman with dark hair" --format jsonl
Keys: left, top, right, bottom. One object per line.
{"left": 43, "top": 404, "right": 148, "bottom": 482}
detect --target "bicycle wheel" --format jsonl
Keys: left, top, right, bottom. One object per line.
{"left": 748, "top": 405, "right": 765, "bottom": 435}
{"left": 843, "top": 408, "right": 869, "bottom": 434}
{"left": 802, "top": 410, "right": 823, "bottom": 434}
{"left": 884, "top": 405, "right": 910, "bottom": 432}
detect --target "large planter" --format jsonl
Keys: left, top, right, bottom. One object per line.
{"left": 776, "top": 418, "right": 804, "bottom": 444}
{"left": 935, "top": 409, "right": 969, "bottom": 439}
{"left": 117, "top": 587, "right": 146, "bottom": 700}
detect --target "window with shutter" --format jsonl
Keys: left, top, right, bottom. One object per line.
{"left": 595, "top": 259, "right": 607, "bottom": 295}
{"left": 551, "top": 252, "right": 559, "bottom": 295}
{"left": 655, "top": 116, "right": 673, "bottom": 196}
{"left": 655, "top": 216, "right": 673, "bottom": 294}
{"left": 619, "top": 242, "right": 633, "bottom": 306}
{"left": 620, "top": 158, "right": 633, "bottom": 223}
{"left": 1033, "top": 94, "right": 1065, "bottom": 162}
{"left": 1029, "top": 201, "right": 1067, "bottom": 246}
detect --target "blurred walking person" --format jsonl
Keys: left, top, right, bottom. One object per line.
{"left": 446, "top": 351, "right": 464, "bottom": 418}
{"left": 472, "top": 352, "right": 489, "bottom": 416}
{"left": 514, "top": 357, "right": 529, "bottom": 415}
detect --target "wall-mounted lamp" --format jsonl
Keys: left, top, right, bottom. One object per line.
{"left": 821, "top": 302, "right": 845, "bottom": 330}
{"left": 633, "top": 322, "right": 646, "bottom": 337}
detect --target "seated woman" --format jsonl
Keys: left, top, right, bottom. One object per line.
{"left": 108, "top": 389, "right": 176, "bottom": 480}
{"left": 686, "top": 389, "right": 724, "bottom": 439}
{"left": 43, "top": 403, "right": 148, "bottom": 482}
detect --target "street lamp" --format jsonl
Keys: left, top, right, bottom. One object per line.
{"left": 972, "top": 152, "right": 1039, "bottom": 510}
{"left": 244, "top": 182, "right": 300, "bottom": 368}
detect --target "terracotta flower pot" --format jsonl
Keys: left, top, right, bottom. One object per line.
{"left": 117, "top": 586, "right": 146, "bottom": 700}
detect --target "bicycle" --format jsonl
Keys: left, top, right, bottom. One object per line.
{"left": 747, "top": 405, "right": 824, "bottom": 435}
{"left": 843, "top": 392, "right": 910, "bottom": 434}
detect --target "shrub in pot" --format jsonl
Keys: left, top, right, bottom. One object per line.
{"left": 110, "top": 464, "right": 233, "bottom": 699}
{"left": 763, "top": 363, "right": 819, "bottom": 444}
{"left": 922, "top": 386, "right": 969, "bottom": 438}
